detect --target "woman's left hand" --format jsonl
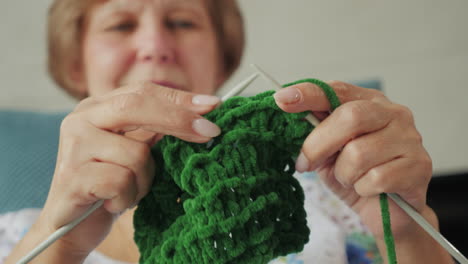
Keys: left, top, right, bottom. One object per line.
{"left": 274, "top": 81, "right": 433, "bottom": 240}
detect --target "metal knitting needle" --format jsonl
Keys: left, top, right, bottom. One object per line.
{"left": 251, "top": 63, "right": 468, "bottom": 264}
{"left": 17, "top": 73, "right": 260, "bottom": 264}
{"left": 17, "top": 200, "right": 104, "bottom": 264}
{"left": 250, "top": 64, "right": 321, "bottom": 127}
{"left": 221, "top": 72, "right": 259, "bottom": 102}
{"left": 387, "top": 193, "right": 468, "bottom": 264}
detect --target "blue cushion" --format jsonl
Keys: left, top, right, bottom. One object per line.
{"left": 0, "top": 80, "right": 381, "bottom": 214}
{"left": 0, "top": 110, "right": 67, "bottom": 213}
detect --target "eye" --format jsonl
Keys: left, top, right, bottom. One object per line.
{"left": 108, "top": 21, "right": 136, "bottom": 32}
{"left": 167, "top": 19, "right": 195, "bottom": 30}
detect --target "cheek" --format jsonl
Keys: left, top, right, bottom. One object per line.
{"left": 182, "top": 37, "right": 222, "bottom": 94}
{"left": 84, "top": 39, "right": 133, "bottom": 95}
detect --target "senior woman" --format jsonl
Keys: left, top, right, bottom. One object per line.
{"left": 4, "top": 0, "right": 452, "bottom": 263}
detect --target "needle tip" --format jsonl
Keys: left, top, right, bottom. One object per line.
{"left": 221, "top": 72, "right": 259, "bottom": 102}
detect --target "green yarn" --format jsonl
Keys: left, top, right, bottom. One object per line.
{"left": 134, "top": 91, "right": 312, "bottom": 264}
{"left": 283, "top": 79, "right": 341, "bottom": 111}
{"left": 133, "top": 79, "right": 398, "bottom": 264}
{"left": 380, "top": 193, "right": 397, "bottom": 264}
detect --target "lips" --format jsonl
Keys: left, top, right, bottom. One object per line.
{"left": 151, "top": 80, "right": 183, "bottom": 90}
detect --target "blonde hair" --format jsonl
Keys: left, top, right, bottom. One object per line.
{"left": 47, "top": 0, "right": 245, "bottom": 99}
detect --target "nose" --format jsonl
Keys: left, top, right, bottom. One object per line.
{"left": 136, "top": 23, "right": 176, "bottom": 65}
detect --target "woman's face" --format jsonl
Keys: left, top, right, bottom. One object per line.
{"left": 80, "top": 0, "right": 224, "bottom": 97}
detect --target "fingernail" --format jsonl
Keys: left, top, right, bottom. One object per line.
{"left": 274, "top": 87, "right": 302, "bottom": 104}
{"left": 192, "top": 95, "right": 221, "bottom": 105}
{"left": 193, "top": 119, "right": 221, "bottom": 137}
{"left": 295, "top": 152, "right": 310, "bottom": 172}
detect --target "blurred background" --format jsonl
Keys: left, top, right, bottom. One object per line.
{"left": 1, "top": 0, "right": 467, "bottom": 174}
{"left": 1, "top": 0, "right": 467, "bottom": 256}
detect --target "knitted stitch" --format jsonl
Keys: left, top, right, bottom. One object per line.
{"left": 134, "top": 91, "right": 313, "bottom": 264}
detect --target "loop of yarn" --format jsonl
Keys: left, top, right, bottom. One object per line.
{"left": 134, "top": 91, "right": 313, "bottom": 264}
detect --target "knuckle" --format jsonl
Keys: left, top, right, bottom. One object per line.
{"left": 161, "top": 87, "right": 184, "bottom": 105}
{"left": 74, "top": 96, "right": 95, "bottom": 112}
{"left": 394, "top": 104, "right": 415, "bottom": 123}
{"left": 328, "top": 80, "right": 350, "bottom": 101}
{"left": 369, "top": 91, "right": 389, "bottom": 105}
{"left": 302, "top": 83, "right": 324, "bottom": 98}
{"left": 60, "top": 113, "right": 80, "bottom": 134}
{"left": 410, "top": 130, "right": 423, "bottom": 145}
{"left": 337, "top": 101, "right": 368, "bottom": 127}
{"left": 344, "top": 102, "right": 365, "bottom": 122}
{"left": 114, "top": 169, "right": 135, "bottom": 194}
{"left": 60, "top": 114, "right": 89, "bottom": 142}
{"left": 54, "top": 164, "right": 79, "bottom": 185}
{"left": 111, "top": 93, "right": 144, "bottom": 113}
{"left": 369, "top": 89, "right": 385, "bottom": 99}
{"left": 134, "top": 81, "right": 155, "bottom": 96}
{"left": 417, "top": 154, "right": 433, "bottom": 180}
{"left": 328, "top": 80, "right": 347, "bottom": 90}
{"left": 366, "top": 168, "right": 386, "bottom": 193}
{"left": 345, "top": 141, "right": 367, "bottom": 169}
{"left": 354, "top": 180, "right": 372, "bottom": 197}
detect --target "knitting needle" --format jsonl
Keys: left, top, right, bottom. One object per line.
{"left": 387, "top": 193, "right": 468, "bottom": 264}
{"left": 251, "top": 63, "right": 468, "bottom": 264}
{"left": 221, "top": 72, "right": 259, "bottom": 102}
{"left": 250, "top": 65, "right": 321, "bottom": 127}
{"left": 17, "top": 73, "right": 260, "bottom": 264}
{"left": 17, "top": 200, "right": 104, "bottom": 264}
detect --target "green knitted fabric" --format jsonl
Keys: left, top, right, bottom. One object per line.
{"left": 133, "top": 79, "right": 397, "bottom": 264}
{"left": 134, "top": 91, "right": 313, "bottom": 264}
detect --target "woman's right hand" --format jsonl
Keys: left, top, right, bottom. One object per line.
{"left": 6, "top": 82, "right": 221, "bottom": 263}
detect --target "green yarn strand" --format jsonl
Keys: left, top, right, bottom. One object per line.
{"left": 380, "top": 193, "right": 398, "bottom": 264}
{"left": 283, "top": 79, "right": 341, "bottom": 111}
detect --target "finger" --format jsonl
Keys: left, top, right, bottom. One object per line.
{"left": 353, "top": 153, "right": 432, "bottom": 211}
{"left": 86, "top": 126, "right": 154, "bottom": 201}
{"left": 86, "top": 81, "right": 221, "bottom": 114}
{"left": 74, "top": 96, "right": 98, "bottom": 112}
{"left": 59, "top": 122, "right": 154, "bottom": 201}
{"left": 68, "top": 93, "right": 221, "bottom": 142}
{"left": 80, "top": 162, "right": 139, "bottom": 214}
{"left": 333, "top": 123, "right": 413, "bottom": 188}
{"left": 297, "top": 100, "right": 393, "bottom": 172}
{"left": 274, "top": 80, "right": 388, "bottom": 113}
{"left": 311, "top": 111, "right": 329, "bottom": 121}
{"left": 122, "top": 128, "right": 160, "bottom": 146}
